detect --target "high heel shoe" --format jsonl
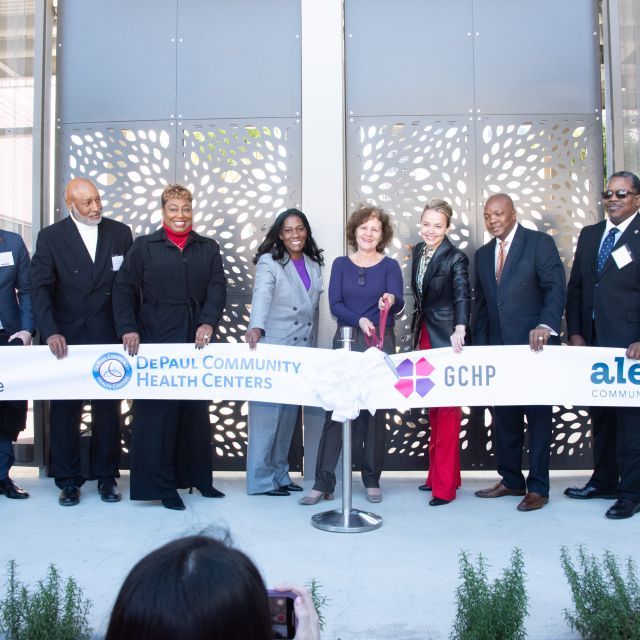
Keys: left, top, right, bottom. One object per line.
{"left": 189, "top": 485, "right": 225, "bottom": 498}
{"left": 162, "top": 493, "right": 186, "bottom": 510}
{"left": 298, "top": 491, "right": 333, "bottom": 505}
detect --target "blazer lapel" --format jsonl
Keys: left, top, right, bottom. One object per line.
{"left": 481, "top": 237, "right": 498, "bottom": 291}
{"left": 599, "top": 215, "right": 640, "bottom": 278}
{"left": 411, "top": 242, "right": 423, "bottom": 298}
{"left": 304, "top": 255, "right": 321, "bottom": 309}
{"left": 497, "top": 225, "right": 524, "bottom": 287}
{"left": 283, "top": 257, "right": 314, "bottom": 318}
{"left": 93, "top": 221, "right": 113, "bottom": 283}
{"left": 423, "top": 237, "right": 450, "bottom": 291}
{"left": 62, "top": 216, "right": 93, "bottom": 268}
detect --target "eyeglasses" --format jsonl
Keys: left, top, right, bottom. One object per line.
{"left": 357, "top": 267, "right": 365, "bottom": 286}
{"left": 601, "top": 189, "right": 638, "bottom": 200}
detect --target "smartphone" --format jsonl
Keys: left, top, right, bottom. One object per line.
{"left": 267, "top": 590, "right": 297, "bottom": 639}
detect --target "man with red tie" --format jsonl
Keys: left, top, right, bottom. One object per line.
{"left": 473, "top": 193, "right": 566, "bottom": 511}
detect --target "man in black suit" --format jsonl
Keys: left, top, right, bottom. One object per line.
{"left": 473, "top": 193, "right": 566, "bottom": 511}
{"left": 564, "top": 171, "right": 640, "bottom": 519}
{"left": 0, "top": 229, "right": 34, "bottom": 499}
{"left": 31, "top": 178, "right": 133, "bottom": 506}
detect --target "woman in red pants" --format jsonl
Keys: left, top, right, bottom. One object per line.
{"left": 411, "top": 198, "right": 470, "bottom": 506}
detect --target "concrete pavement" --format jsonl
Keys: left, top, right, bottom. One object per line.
{"left": 1, "top": 468, "right": 635, "bottom": 639}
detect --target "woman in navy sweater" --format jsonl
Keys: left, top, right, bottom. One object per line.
{"left": 299, "top": 205, "right": 403, "bottom": 505}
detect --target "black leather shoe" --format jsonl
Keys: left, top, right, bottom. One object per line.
{"left": 605, "top": 498, "right": 640, "bottom": 520}
{"left": 418, "top": 484, "right": 432, "bottom": 492}
{"left": 189, "top": 485, "right": 225, "bottom": 498}
{"left": 58, "top": 486, "right": 80, "bottom": 507}
{"left": 564, "top": 485, "right": 617, "bottom": 500}
{"left": 162, "top": 494, "right": 186, "bottom": 510}
{"left": 429, "top": 497, "right": 450, "bottom": 506}
{"left": 0, "top": 478, "right": 29, "bottom": 499}
{"left": 261, "top": 488, "right": 290, "bottom": 496}
{"left": 279, "top": 483, "right": 303, "bottom": 492}
{"left": 98, "top": 480, "right": 121, "bottom": 503}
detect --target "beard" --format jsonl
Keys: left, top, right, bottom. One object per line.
{"left": 70, "top": 204, "right": 102, "bottom": 226}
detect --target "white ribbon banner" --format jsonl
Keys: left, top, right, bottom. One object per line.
{"left": 0, "top": 344, "right": 637, "bottom": 415}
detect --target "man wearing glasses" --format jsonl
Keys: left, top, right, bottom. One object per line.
{"left": 565, "top": 170, "right": 640, "bottom": 519}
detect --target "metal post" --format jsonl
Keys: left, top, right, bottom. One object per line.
{"left": 311, "top": 327, "right": 383, "bottom": 533}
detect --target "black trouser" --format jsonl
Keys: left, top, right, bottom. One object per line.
{"left": 588, "top": 405, "right": 618, "bottom": 491}
{"left": 50, "top": 399, "right": 121, "bottom": 489}
{"left": 0, "top": 332, "right": 28, "bottom": 478}
{"left": 312, "top": 325, "right": 395, "bottom": 493}
{"left": 130, "top": 399, "right": 212, "bottom": 500}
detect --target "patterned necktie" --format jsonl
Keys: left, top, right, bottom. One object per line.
{"left": 597, "top": 227, "right": 619, "bottom": 272}
{"left": 495, "top": 240, "right": 508, "bottom": 283}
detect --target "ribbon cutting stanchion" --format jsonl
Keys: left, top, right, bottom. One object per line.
{"left": 311, "top": 326, "right": 383, "bottom": 534}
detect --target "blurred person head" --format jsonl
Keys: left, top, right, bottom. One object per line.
{"left": 105, "top": 534, "right": 272, "bottom": 640}
{"left": 346, "top": 205, "right": 393, "bottom": 252}
{"left": 253, "top": 208, "right": 324, "bottom": 265}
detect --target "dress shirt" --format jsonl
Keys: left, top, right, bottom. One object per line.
{"left": 599, "top": 211, "right": 638, "bottom": 251}
{"left": 493, "top": 222, "right": 518, "bottom": 270}
{"left": 69, "top": 213, "right": 99, "bottom": 262}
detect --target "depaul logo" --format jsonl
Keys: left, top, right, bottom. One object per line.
{"left": 93, "top": 353, "right": 132, "bottom": 391}
{"left": 394, "top": 357, "right": 435, "bottom": 398}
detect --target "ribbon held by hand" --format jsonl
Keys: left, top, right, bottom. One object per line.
{"left": 364, "top": 298, "right": 391, "bottom": 349}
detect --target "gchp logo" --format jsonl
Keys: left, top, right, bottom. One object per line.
{"left": 394, "top": 357, "right": 435, "bottom": 398}
{"left": 93, "top": 353, "right": 132, "bottom": 390}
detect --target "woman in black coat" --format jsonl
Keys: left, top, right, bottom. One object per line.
{"left": 411, "top": 198, "right": 470, "bottom": 506}
{"left": 113, "top": 184, "right": 227, "bottom": 510}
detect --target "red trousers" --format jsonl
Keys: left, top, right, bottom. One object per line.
{"left": 419, "top": 322, "right": 461, "bottom": 501}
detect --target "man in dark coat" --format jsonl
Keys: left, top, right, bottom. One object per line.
{"left": 565, "top": 170, "right": 640, "bottom": 519}
{"left": 473, "top": 193, "right": 566, "bottom": 511}
{"left": 31, "top": 178, "right": 133, "bottom": 506}
{"left": 0, "top": 228, "right": 34, "bottom": 499}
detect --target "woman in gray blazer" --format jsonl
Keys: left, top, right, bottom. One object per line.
{"left": 245, "top": 209, "right": 324, "bottom": 496}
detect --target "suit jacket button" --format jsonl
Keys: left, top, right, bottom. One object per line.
{"left": 294, "top": 321, "right": 298, "bottom": 325}
{"left": 293, "top": 337, "right": 298, "bottom": 341}
{"left": 73, "top": 268, "right": 79, "bottom": 273}
{"left": 293, "top": 306, "right": 297, "bottom": 311}
{"left": 308, "top": 322, "right": 311, "bottom": 326}
{"left": 595, "top": 283, "right": 599, "bottom": 288}
{"left": 303, "top": 337, "right": 307, "bottom": 341}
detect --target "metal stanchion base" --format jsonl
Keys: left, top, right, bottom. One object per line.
{"left": 311, "top": 508, "right": 383, "bottom": 533}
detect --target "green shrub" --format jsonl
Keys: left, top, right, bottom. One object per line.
{"left": 306, "top": 577, "right": 329, "bottom": 631}
{"left": 451, "top": 547, "right": 528, "bottom": 640}
{"left": 560, "top": 545, "right": 640, "bottom": 640}
{"left": 0, "top": 560, "right": 92, "bottom": 640}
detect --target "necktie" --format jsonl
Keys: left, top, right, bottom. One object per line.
{"left": 495, "top": 240, "right": 508, "bottom": 283}
{"left": 597, "top": 228, "right": 619, "bottom": 272}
